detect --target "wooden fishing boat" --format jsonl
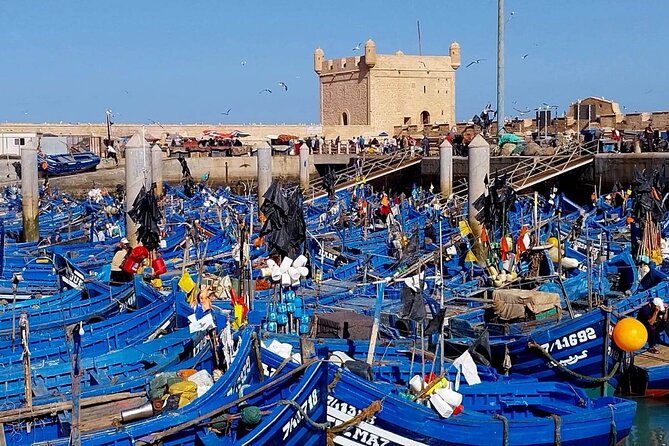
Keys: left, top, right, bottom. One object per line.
{"left": 38, "top": 152, "right": 101, "bottom": 176}
{"left": 261, "top": 346, "right": 636, "bottom": 446}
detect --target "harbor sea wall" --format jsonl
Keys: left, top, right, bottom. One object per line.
{"left": 13, "top": 152, "right": 669, "bottom": 197}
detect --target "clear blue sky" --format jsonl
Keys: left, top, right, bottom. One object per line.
{"left": 2, "top": 1, "right": 668, "bottom": 125}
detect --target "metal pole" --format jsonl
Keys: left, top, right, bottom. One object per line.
{"left": 577, "top": 100, "right": 580, "bottom": 141}
{"left": 106, "top": 112, "right": 111, "bottom": 146}
{"left": 497, "top": 0, "right": 505, "bottom": 135}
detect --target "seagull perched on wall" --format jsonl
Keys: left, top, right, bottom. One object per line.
{"left": 278, "top": 82, "right": 288, "bottom": 91}
{"left": 352, "top": 42, "right": 362, "bottom": 52}
{"left": 220, "top": 108, "right": 232, "bottom": 116}
{"left": 259, "top": 89, "right": 273, "bottom": 94}
{"left": 466, "top": 59, "right": 486, "bottom": 68}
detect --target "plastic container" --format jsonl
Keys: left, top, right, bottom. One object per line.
{"left": 131, "top": 245, "right": 149, "bottom": 261}
{"left": 152, "top": 257, "right": 167, "bottom": 276}
{"left": 280, "top": 256, "right": 293, "bottom": 272}
{"left": 430, "top": 393, "right": 454, "bottom": 418}
{"left": 409, "top": 375, "right": 426, "bottom": 395}
{"left": 293, "top": 255, "right": 308, "bottom": 268}
{"left": 122, "top": 256, "right": 141, "bottom": 275}
{"left": 435, "top": 387, "right": 463, "bottom": 407}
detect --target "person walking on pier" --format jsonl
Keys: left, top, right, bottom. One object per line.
{"left": 421, "top": 135, "right": 430, "bottom": 156}
{"left": 644, "top": 122, "right": 655, "bottom": 152}
{"left": 107, "top": 144, "right": 118, "bottom": 165}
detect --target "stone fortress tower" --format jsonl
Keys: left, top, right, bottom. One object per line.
{"left": 314, "top": 39, "right": 460, "bottom": 133}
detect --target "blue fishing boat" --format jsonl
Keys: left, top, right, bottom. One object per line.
{"left": 0, "top": 279, "right": 174, "bottom": 367}
{"left": 261, "top": 346, "right": 636, "bottom": 445}
{"left": 38, "top": 152, "right": 100, "bottom": 176}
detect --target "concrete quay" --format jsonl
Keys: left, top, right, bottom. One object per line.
{"left": 1, "top": 152, "right": 666, "bottom": 197}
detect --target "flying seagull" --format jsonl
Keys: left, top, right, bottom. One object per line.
{"left": 220, "top": 108, "right": 232, "bottom": 116}
{"left": 506, "top": 11, "right": 515, "bottom": 23}
{"left": 241, "top": 60, "right": 247, "bottom": 66}
{"left": 259, "top": 89, "right": 273, "bottom": 94}
{"left": 240, "top": 163, "right": 251, "bottom": 168}
{"left": 513, "top": 107, "right": 531, "bottom": 115}
{"left": 278, "top": 82, "right": 288, "bottom": 91}
{"left": 466, "top": 59, "right": 486, "bottom": 68}
{"left": 352, "top": 42, "right": 362, "bottom": 52}
{"left": 521, "top": 54, "right": 529, "bottom": 60}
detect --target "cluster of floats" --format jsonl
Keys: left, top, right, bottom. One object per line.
{"left": 0, "top": 162, "right": 668, "bottom": 445}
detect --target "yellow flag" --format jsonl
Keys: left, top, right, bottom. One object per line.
{"left": 178, "top": 271, "right": 196, "bottom": 294}
{"left": 232, "top": 303, "right": 246, "bottom": 330}
{"left": 464, "top": 250, "right": 477, "bottom": 263}
{"left": 458, "top": 221, "right": 471, "bottom": 237}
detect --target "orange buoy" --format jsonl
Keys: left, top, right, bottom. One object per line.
{"left": 612, "top": 318, "right": 648, "bottom": 352}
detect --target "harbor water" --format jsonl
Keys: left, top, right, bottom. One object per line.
{"left": 625, "top": 397, "right": 669, "bottom": 445}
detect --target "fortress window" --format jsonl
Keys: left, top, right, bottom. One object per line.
{"left": 423, "top": 86, "right": 426, "bottom": 94}
{"left": 341, "top": 112, "right": 349, "bottom": 126}
{"left": 421, "top": 111, "right": 430, "bottom": 125}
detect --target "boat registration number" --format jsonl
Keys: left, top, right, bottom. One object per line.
{"left": 281, "top": 388, "right": 319, "bottom": 440}
{"left": 540, "top": 327, "right": 597, "bottom": 353}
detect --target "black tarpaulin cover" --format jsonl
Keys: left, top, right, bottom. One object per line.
{"left": 631, "top": 166, "right": 665, "bottom": 229}
{"left": 260, "top": 181, "right": 306, "bottom": 258}
{"left": 128, "top": 184, "right": 162, "bottom": 251}
{"left": 399, "top": 286, "right": 426, "bottom": 323}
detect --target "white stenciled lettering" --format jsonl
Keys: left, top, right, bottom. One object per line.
{"left": 282, "top": 388, "right": 319, "bottom": 440}
{"left": 541, "top": 326, "right": 598, "bottom": 353}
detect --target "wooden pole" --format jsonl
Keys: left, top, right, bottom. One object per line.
{"left": 366, "top": 282, "right": 386, "bottom": 365}
{"left": 20, "top": 312, "right": 31, "bottom": 408}
{"left": 439, "top": 220, "right": 445, "bottom": 375}
{"left": 71, "top": 326, "right": 82, "bottom": 446}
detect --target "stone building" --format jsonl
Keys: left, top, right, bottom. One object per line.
{"left": 314, "top": 39, "right": 461, "bottom": 133}
{"left": 565, "top": 96, "right": 624, "bottom": 130}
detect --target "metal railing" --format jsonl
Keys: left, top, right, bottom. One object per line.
{"left": 452, "top": 140, "right": 599, "bottom": 200}
{"left": 294, "top": 148, "right": 423, "bottom": 204}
